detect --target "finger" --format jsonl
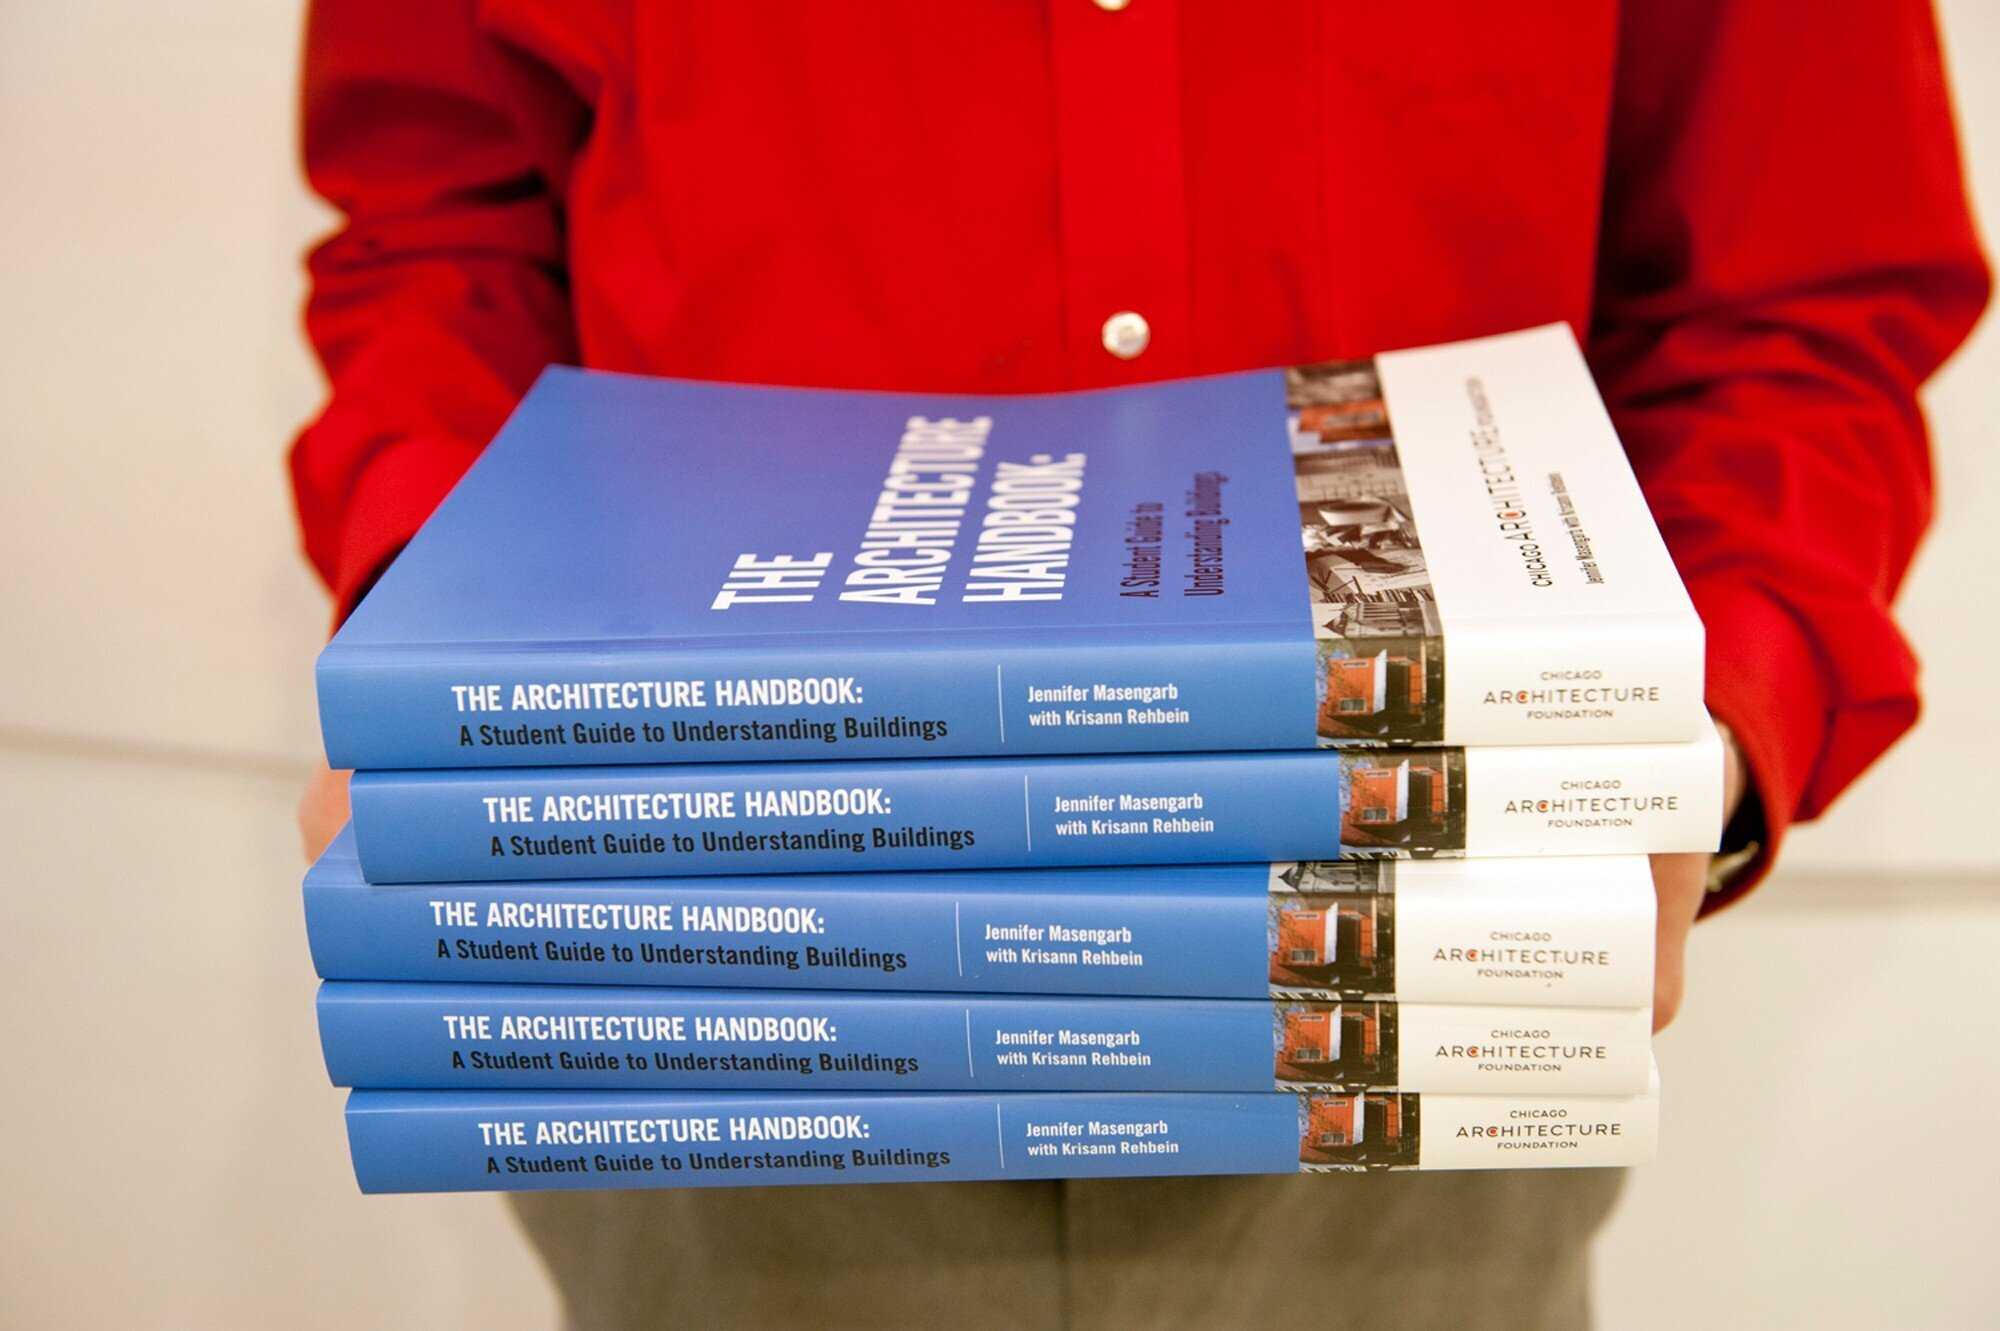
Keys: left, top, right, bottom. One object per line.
{"left": 298, "top": 766, "right": 354, "bottom": 862}
{"left": 1650, "top": 851, "right": 1708, "bottom": 1032}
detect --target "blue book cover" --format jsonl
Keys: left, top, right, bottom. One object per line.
{"left": 315, "top": 981, "right": 1653, "bottom": 1096}
{"left": 342, "top": 1080, "right": 1661, "bottom": 1193}
{"left": 305, "top": 827, "right": 1658, "bottom": 1007}
{"left": 346, "top": 728, "right": 1724, "bottom": 883}
{"left": 317, "top": 326, "right": 1706, "bottom": 769}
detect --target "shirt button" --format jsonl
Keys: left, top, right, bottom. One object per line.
{"left": 1094, "top": 0, "right": 1132, "bottom": 10}
{"left": 1101, "top": 310, "right": 1151, "bottom": 360}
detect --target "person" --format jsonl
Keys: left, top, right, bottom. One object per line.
{"left": 289, "top": 4, "right": 1987, "bottom": 1327}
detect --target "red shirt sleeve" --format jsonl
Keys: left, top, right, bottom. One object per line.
{"left": 289, "top": 0, "right": 582, "bottom": 620}
{"left": 1588, "top": 0, "right": 1990, "bottom": 904}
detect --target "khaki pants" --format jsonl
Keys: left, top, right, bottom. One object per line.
{"left": 511, "top": 1169, "right": 1624, "bottom": 1330}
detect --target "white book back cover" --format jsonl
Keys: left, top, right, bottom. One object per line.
{"left": 1373, "top": 324, "right": 1705, "bottom": 745}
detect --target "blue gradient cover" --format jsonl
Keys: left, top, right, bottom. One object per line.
{"left": 346, "top": 1090, "right": 1308, "bottom": 1193}
{"left": 349, "top": 749, "right": 1354, "bottom": 882}
{"left": 319, "top": 984, "right": 1279, "bottom": 1093}
{"left": 319, "top": 367, "right": 1317, "bottom": 768}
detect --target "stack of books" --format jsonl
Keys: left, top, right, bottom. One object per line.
{"left": 304, "top": 324, "right": 1719, "bottom": 1195}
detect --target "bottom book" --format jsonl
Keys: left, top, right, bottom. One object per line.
{"left": 344, "top": 1075, "right": 1659, "bottom": 1194}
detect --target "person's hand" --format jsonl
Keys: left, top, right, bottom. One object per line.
{"left": 1649, "top": 722, "right": 1747, "bottom": 1032}
{"left": 299, "top": 763, "right": 353, "bottom": 862}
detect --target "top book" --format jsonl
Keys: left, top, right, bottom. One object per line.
{"left": 318, "top": 324, "right": 1705, "bottom": 770}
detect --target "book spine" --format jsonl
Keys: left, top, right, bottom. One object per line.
{"left": 348, "top": 735, "right": 1721, "bottom": 883}
{"left": 317, "top": 633, "right": 1315, "bottom": 770}
{"left": 343, "top": 1082, "right": 1660, "bottom": 1193}
{"left": 316, "top": 984, "right": 1654, "bottom": 1096}
{"left": 304, "top": 858, "right": 1657, "bottom": 1006}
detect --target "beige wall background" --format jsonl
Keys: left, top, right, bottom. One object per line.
{"left": 1, "top": 4, "right": 1994, "bottom": 1327}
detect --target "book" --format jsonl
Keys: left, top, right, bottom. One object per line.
{"left": 343, "top": 1079, "right": 1660, "bottom": 1193}
{"left": 316, "top": 982, "right": 1652, "bottom": 1096}
{"left": 305, "top": 827, "right": 1657, "bottom": 1006}
{"left": 346, "top": 729, "right": 1722, "bottom": 883}
{"left": 317, "top": 325, "right": 1706, "bottom": 770}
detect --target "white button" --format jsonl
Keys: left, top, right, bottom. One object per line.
{"left": 1101, "top": 310, "right": 1151, "bottom": 359}
{"left": 1094, "top": 0, "right": 1132, "bottom": 10}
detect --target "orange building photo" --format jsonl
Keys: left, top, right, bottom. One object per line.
{"left": 1310, "top": 601, "right": 1446, "bottom": 743}
{"left": 1273, "top": 1001, "right": 1400, "bottom": 1087}
{"left": 1338, "top": 749, "right": 1466, "bottom": 853}
{"left": 1298, "top": 1092, "right": 1421, "bottom": 1169}
{"left": 1267, "top": 890, "right": 1398, "bottom": 996}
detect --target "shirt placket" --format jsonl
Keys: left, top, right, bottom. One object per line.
{"left": 1048, "top": 0, "right": 1192, "bottom": 386}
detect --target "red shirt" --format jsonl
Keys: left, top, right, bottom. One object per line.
{"left": 290, "top": 0, "right": 1988, "bottom": 898}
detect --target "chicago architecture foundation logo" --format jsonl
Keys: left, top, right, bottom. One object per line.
{"left": 1501, "top": 778, "right": 1680, "bottom": 830}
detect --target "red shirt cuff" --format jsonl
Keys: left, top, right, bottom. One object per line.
{"left": 1688, "top": 578, "right": 1830, "bottom": 910}
{"left": 328, "top": 435, "right": 479, "bottom": 623}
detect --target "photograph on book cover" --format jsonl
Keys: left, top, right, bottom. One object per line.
{"left": 1290, "top": 357, "right": 1449, "bottom": 746}
{"left": 1298, "top": 1091, "right": 1423, "bottom": 1170}
{"left": 1272, "top": 1000, "right": 1401, "bottom": 1089}
{"left": 1336, "top": 749, "right": 1469, "bottom": 853}
{"left": 1267, "top": 863, "right": 1400, "bottom": 998}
